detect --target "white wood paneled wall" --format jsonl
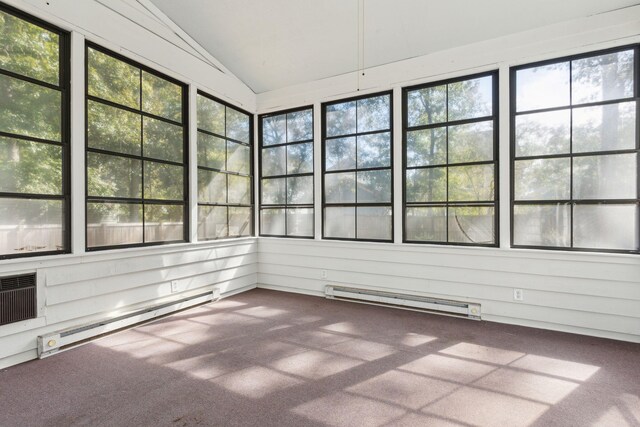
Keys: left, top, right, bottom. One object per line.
{"left": 258, "top": 238, "right": 640, "bottom": 342}
{"left": 256, "top": 6, "right": 640, "bottom": 343}
{"left": 0, "top": 0, "right": 258, "bottom": 369}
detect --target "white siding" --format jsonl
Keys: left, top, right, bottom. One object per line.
{"left": 0, "top": 239, "right": 258, "bottom": 368}
{"left": 258, "top": 238, "right": 640, "bottom": 342}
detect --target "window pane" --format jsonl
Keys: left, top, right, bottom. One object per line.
{"left": 573, "top": 101, "right": 636, "bottom": 153}
{"left": 0, "top": 137, "right": 62, "bottom": 195}
{"left": 198, "top": 205, "right": 227, "bottom": 239}
{"left": 515, "top": 110, "right": 570, "bottom": 157}
{"left": 325, "top": 172, "right": 355, "bottom": 203}
{"left": 228, "top": 175, "right": 251, "bottom": 205}
{"left": 407, "top": 85, "right": 446, "bottom": 126}
{"left": 227, "top": 107, "right": 250, "bottom": 143}
{"left": 87, "top": 202, "right": 143, "bottom": 247}
{"left": 141, "top": 71, "right": 182, "bottom": 122}
{"left": 287, "top": 208, "right": 313, "bottom": 237}
{"left": 197, "top": 132, "right": 225, "bottom": 169}
{"left": 143, "top": 116, "right": 183, "bottom": 163}
{"left": 571, "top": 50, "right": 634, "bottom": 104}
{"left": 262, "top": 146, "right": 286, "bottom": 176}
{"left": 448, "top": 164, "right": 494, "bottom": 202}
{"left": 287, "top": 176, "right": 313, "bottom": 204}
{"left": 357, "top": 206, "right": 392, "bottom": 240}
{"left": 325, "top": 207, "right": 355, "bottom": 238}
{"left": 406, "top": 168, "right": 446, "bottom": 203}
{"left": 287, "top": 109, "right": 313, "bottom": 142}
{"left": 0, "top": 74, "right": 61, "bottom": 141}
{"left": 326, "top": 137, "right": 356, "bottom": 171}
{"left": 229, "top": 207, "right": 251, "bottom": 236}
{"left": 87, "top": 153, "right": 141, "bottom": 198}
{"left": 144, "top": 161, "right": 183, "bottom": 200}
{"left": 0, "top": 198, "right": 63, "bottom": 255}
{"left": 574, "top": 204, "right": 638, "bottom": 250}
{"left": 227, "top": 142, "right": 250, "bottom": 174}
{"left": 448, "top": 121, "right": 493, "bottom": 164}
{"left": 88, "top": 101, "right": 141, "bottom": 155}
{"left": 144, "top": 204, "right": 183, "bottom": 242}
{"left": 198, "top": 170, "right": 226, "bottom": 203}
{"left": 573, "top": 154, "right": 636, "bottom": 200}
{"left": 516, "top": 62, "right": 570, "bottom": 112}
{"left": 197, "top": 95, "right": 225, "bottom": 135}
{"left": 261, "top": 178, "right": 285, "bottom": 205}
{"left": 0, "top": 10, "right": 59, "bottom": 85}
{"left": 357, "top": 170, "right": 391, "bottom": 203}
{"left": 326, "top": 101, "right": 356, "bottom": 137}
{"left": 448, "top": 76, "right": 493, "bottom": 121}
{"left": 357, "top": 95, "right": 390, "bottom": 133}
{"left": 357, "top": 132, "right": 391, "bottom": 168}
{"left": 287, "top": 142, "right": 313, "bottom": 174}
{"left": 405, "top": 207, "right": 446, "bottom": 242}
{"left": 406, "top": 128, "right": 446, "bottom": 167}
{"left": 262, "top": 114, "right": 286, "bottom": 146}
{"left": 514, "top": 158, "right": 570, "bottom": 200}
{"left": 448, "top": 206, "right": 494, "bottom": 244}
{"left": 87, "top": 48, "right": 140, "bottom": 109}
{"left": 261, "top": 208, "right": 285, "bottom": 235}
{"left": 513, "top": 204, "right": 570, "bottom": 247}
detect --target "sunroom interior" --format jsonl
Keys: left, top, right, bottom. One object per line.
{"left": 0, "top": 1, "right": 639, "bottom": 426}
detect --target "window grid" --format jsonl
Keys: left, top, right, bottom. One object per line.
{"left": 259, "top": 106, "right": 314, "bottom": 238}
{"left": 0, "top": 4, "right": 70, "bottom": 259}
{"left": 321, "top": 91, "right": 394, "bottom": 242}
{"left": 196, "top": 91, "right": 254, "bottom": 241}
{"left": 402, "top": 71, "right": 499, "bottom": 246}
{"left": 510, "top": 45, "right": 639, "bottom": 254}
{"left": 85, "top": 42, "right": 189, "bottom": 250}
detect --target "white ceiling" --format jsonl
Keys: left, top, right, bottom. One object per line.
{"left": 149, "top": 0, "right": 640, "bottom": 93}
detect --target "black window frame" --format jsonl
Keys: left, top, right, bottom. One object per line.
{"left": 196, "top": 90, "right": 254, "bottom": 241}
{"left": 258, "top": 105, "right": 315, "bottom": 239}
{"left": 402, "top": 70, "right": 500, "bottom": 247}
{"left": 321, "top": 90, "right": 394, "bottom": 242}
{"left": 0, "top": 4, "right": 71, "bottom": 260}
{"left": 84, "top": 41, "right": 189, "bottom": 251}
{"left": 510, "top": 44, "right": 640, "bottom": 255}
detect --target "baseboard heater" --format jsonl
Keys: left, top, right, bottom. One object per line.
{"left": 38, "top": 288, "right": 220, "bottom": 359}
{"left": 325, "top": 285, "right": 481, "bottom": 320}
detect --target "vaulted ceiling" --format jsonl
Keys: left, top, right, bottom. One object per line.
{"left": 149, "top": 0, "right": 640, "bottom": 93}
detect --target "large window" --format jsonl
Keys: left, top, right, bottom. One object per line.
{"left": 86, "top": 43, "right": 187, "bottom": 250}
{"left": 403, "top": 72, "right": 498, "bottom": 246}
{"left": 322, "top": 92, "right": 393, "bottom": 241}
{"left": 0, "top": 6, "right": 70, "bottom": 259}
{"left": 512, "top": 46, "right": 639, "bottom": 253}
{"left": 259, "top": 106, "right": 314, "bottom": 238}
{"left": 196, "top": 92, "right": 253, "bottom": 240}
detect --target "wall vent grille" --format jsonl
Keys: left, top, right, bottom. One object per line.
{"left": 0, "top": 273, "right": 37, "bottom": 326}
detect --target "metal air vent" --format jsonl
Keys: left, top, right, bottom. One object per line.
{"left": 0, "top": 273, "right": 37, "bottom": 326}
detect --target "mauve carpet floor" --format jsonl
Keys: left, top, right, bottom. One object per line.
{"left": 1, "top": 288, "right": 639, "bottom": 427}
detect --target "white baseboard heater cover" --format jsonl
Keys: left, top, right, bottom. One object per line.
{"left": 38, "top": 288, "right": 220, "bottom": 359}
{"left": 325, "top": 285, "right": 481, "bottom": 320}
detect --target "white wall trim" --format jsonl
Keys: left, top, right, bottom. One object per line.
{"left": 70, "top": 31, "right": 86, "bottom": 255}
{"left": 188, "top": 84, "right": 199, "bottom": 243}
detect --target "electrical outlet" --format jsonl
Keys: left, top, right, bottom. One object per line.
{"left": 321, "top": 270, "right": 327, "bottom": 279}
{"left": 171, "top": 280, "right": 179, "bottom": 293}
{"left": 513, "top": 288, "right": 524, "bottom": 301}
